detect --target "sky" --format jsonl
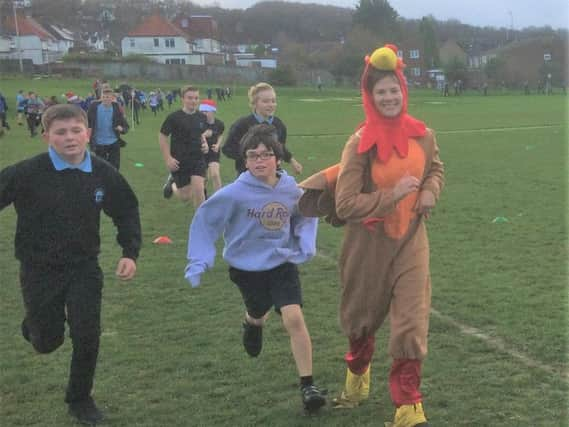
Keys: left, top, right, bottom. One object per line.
{"left": 190, "top": 0, "right": 569, "bottom": 30}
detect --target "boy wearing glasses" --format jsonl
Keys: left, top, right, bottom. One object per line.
{"left": 184, "top": 124, "right": 326, "bottom": 413}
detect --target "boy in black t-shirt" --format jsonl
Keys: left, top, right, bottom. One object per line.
{"left": 198, "top": 99, "right": 225, "bottom": 194}
{"left": 159, "top": 85, "right": 210, "bottom": 208}
{"left": 0, "top": 104, "right": 141, "bottom": 425}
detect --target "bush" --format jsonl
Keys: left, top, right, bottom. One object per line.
{"left": 268, "top": 65, "right": 297, "bottom": 86}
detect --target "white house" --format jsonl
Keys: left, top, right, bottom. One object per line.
{"left": 1, "top": 14, "right": 61, "bottom": 65}
{"left": 48, "top": 24, "right": 74, "bottom": 54}
{"left": 173, "top": 15, "right": 221, "bottom": 54}
{"left": 121, "top": 14, "right": 204, "bottom": 65}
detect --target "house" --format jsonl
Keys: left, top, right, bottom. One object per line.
{"left": 173, "top": 14, "right": 221, "bottom": 54}
{"left": 1, "top": 14, "right": 62, "bottom": 65}
{"left": 80, "top": 32, "right": 111, "bottom": 52}
{"left": 121, "top": 13, "right": 204, "bottom": 65}
{"left": 439, "top": 40, "right": 468, "bottom": 66}
{"left": 48, "top": 24, "right": 74, "bottom": 54}
{"left": 397, "top": 42, "right": 426, "bottom": 85}
{"left": 474, "top": 36, "right": 568, "bottom": 86}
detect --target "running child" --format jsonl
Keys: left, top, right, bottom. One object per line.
{"left": 185, "top": 123, "right": 326, "bottom": 413}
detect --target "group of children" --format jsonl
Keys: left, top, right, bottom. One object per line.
{"left": 1, "top": 44, "right": 443, "bottom": 427}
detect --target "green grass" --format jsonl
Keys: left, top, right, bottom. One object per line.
{"left": 0, "top": 77, "right": 567, "bottom": 426}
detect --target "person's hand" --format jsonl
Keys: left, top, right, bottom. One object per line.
{"left": 116, "top": 258, "right": 137, "bottom": 281}
{"left": 392, "top": 173, "right": 420, "bottom": 202}
{"left": 166, "top": 156, "right": 180, "bottom": 172}
{"left": 201, "top": 142, "right": 209, "bottom": 154}
{"left": 414, "top": 190, "right": 436, "bottom": 218}
{"left": 115, "top": 125, "right": 124, "bottom": 133}
{"left": 290, "top": 158, "right": 303, "bottom": 175}
{"left": 211, "top": 143, "right": 219, "bottom": 153}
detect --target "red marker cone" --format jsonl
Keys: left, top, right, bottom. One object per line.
{"left": 153, "top": 236, "right": 173, "bottom": 244}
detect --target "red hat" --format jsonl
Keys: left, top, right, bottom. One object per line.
{"left": 199, "top": 99, "right": 217, "bottom": 112}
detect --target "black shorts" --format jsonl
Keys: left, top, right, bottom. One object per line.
{"left": 205, "top": 150, "right": 220, "bottom": 164}
{"left": 173, "top": 158, "right": 207, "bottom": 188}
{"left": 229, "top": 262, "right": 302, "bottom": 319}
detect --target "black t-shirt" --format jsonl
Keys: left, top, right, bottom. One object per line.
{"left": 160, "top": 110, "right": 208, "bottom": 161}
{"left": 205, "top": 118, "right": 225, "bottom": 147}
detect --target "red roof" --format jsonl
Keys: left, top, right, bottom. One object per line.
{"left": 5, "top": 14, "right": 55, "bottom": 41}
{"left": 172, "top": 15, "right": 217, "bottom": 39}
{"left": 127, "top": 14, "right": 187, "bottom": 38}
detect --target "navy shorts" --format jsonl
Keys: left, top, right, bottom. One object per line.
{"left": 173, "top": 158, "right": 207, "bottom": 188}
{"left": 229, "top": 262, "right": 302, "bottom": 319}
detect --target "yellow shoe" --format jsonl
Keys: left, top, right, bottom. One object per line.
{"left": 332, "top": 365, "right": 371, "bottom": 409}
{"left": 385, "top": 402, "right": 429, "bottom": 427}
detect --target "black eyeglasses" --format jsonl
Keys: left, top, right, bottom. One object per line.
{"left": 245, "top": 151, "right": 275, "bottom": 161}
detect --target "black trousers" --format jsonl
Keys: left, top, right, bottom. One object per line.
{"left": 92, "top": 142, "right": 120, "bottom": 169}
{"left": 20, "top": 259, "right": 103, "bottom": 403}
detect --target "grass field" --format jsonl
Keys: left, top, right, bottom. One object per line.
{"left": 0, "top": 77, "right": 567, "bottom": 426}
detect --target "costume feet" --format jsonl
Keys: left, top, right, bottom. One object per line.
{"left": 385, "top": 402, "right": 428, "bottom": 427}
{"left": 332, "top": 365, "right": 371, "bottom": 409}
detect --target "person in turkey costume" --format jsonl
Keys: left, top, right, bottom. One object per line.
{"left": 298, "top": 45, "right": 444, "bottom": 427}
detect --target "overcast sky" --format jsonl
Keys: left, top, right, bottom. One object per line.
{"left": 191, "top": 0, "right": 569, "bottom": 30}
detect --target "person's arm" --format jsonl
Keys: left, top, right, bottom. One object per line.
{"left": 335, "top": 134, "right": 414, "bottom": 222}
{"left": 115, "top": 104, "right": 129, "bottom": 134}
{"left": 211, "top": 121, "right": 225, "bottom": 152}
{"left": 102, "top": 171, "right": 142, "bottom": 278}
{"left": 0, "top": 164, "right": 18, "bottom": 211}
{"left": 222, "top": 119, "right": 246, "bottom": 160}
{"left": 185, "top": 190, "right": 232, "bottom": 287}
{"left": 414, "top": 129, "right": 445, "bottom": 217}
{"left": 277, "top": 119, "right": 302, "bottom": 174}
{"left": 159, "top": 132, "right": 179, "bottom": 171}
{"left": 289, "top": 207, "right": 318, "bottom": 263}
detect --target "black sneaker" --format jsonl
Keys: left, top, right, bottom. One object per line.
{"left": 68, "top": 397, "right": 104, "bottom": 425}
{"left": 162, "top": 174, "right": 174, "bottom": 199}
{"left": 301, "top": 384, "right": 326, "bottom": 413}
{"left": 242, "top": 321, "right": 262, "bottom": 357}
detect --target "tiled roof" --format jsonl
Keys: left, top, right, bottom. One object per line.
{"left": 172, "top": 14, "right": 217, "bottom": 39}
{"left": 5, "top": 14, "right": 55, "bottom": 41}
{"left": 127, "top": 14, "right": 187, "bottom": 37}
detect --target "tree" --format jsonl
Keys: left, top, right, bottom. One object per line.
{"left": 353, "top": 0, "right": 399, "bottom": 38}
{"left": 444, "top": 56, "right": 468, "bottom": 83}
{"left": 268, "top": 65, "right": 297, "bottom": 86}
{"left": 419, "top": 16, "right": 440, "bottom": 68}
{"left": 484, "top": 56, "right": 506, "bottom": 83}
{"left": 330, "top": 26, "right": 380, "bottom": 83}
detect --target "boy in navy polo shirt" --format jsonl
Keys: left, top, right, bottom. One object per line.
{"left": 0, "top": 104, "right": 141, "bottom": 425}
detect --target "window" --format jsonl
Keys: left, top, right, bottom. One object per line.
{"left": 166, "top": 58, "right": 185, "bottom": 65}
{"left": 397, "top": 50, "right": 403, "bottom": 58}
{"left": 129, "top": 39, "right": 135, "bottom": 48}
{"left": 409, "top": 50, "right": 420, "bottom": 59}
{"left": 412, "top": 67, "right": 421, "bottom": 76}
{"left": 154, "top": 38, "right": 159, "bottom": 47}
{"left": 165, "top": 38, "right": 175, "bottom": 48}
{"left": 544, "top": 53, "right": 552, "bottom": 61}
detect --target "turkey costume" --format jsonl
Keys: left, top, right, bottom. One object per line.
{"left": 298, "top": 45, "right": 444, "bottom": 427}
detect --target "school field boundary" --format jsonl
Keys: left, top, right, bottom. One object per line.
{"left": 314, "top": 251, "right": 569, "bottom": 382}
